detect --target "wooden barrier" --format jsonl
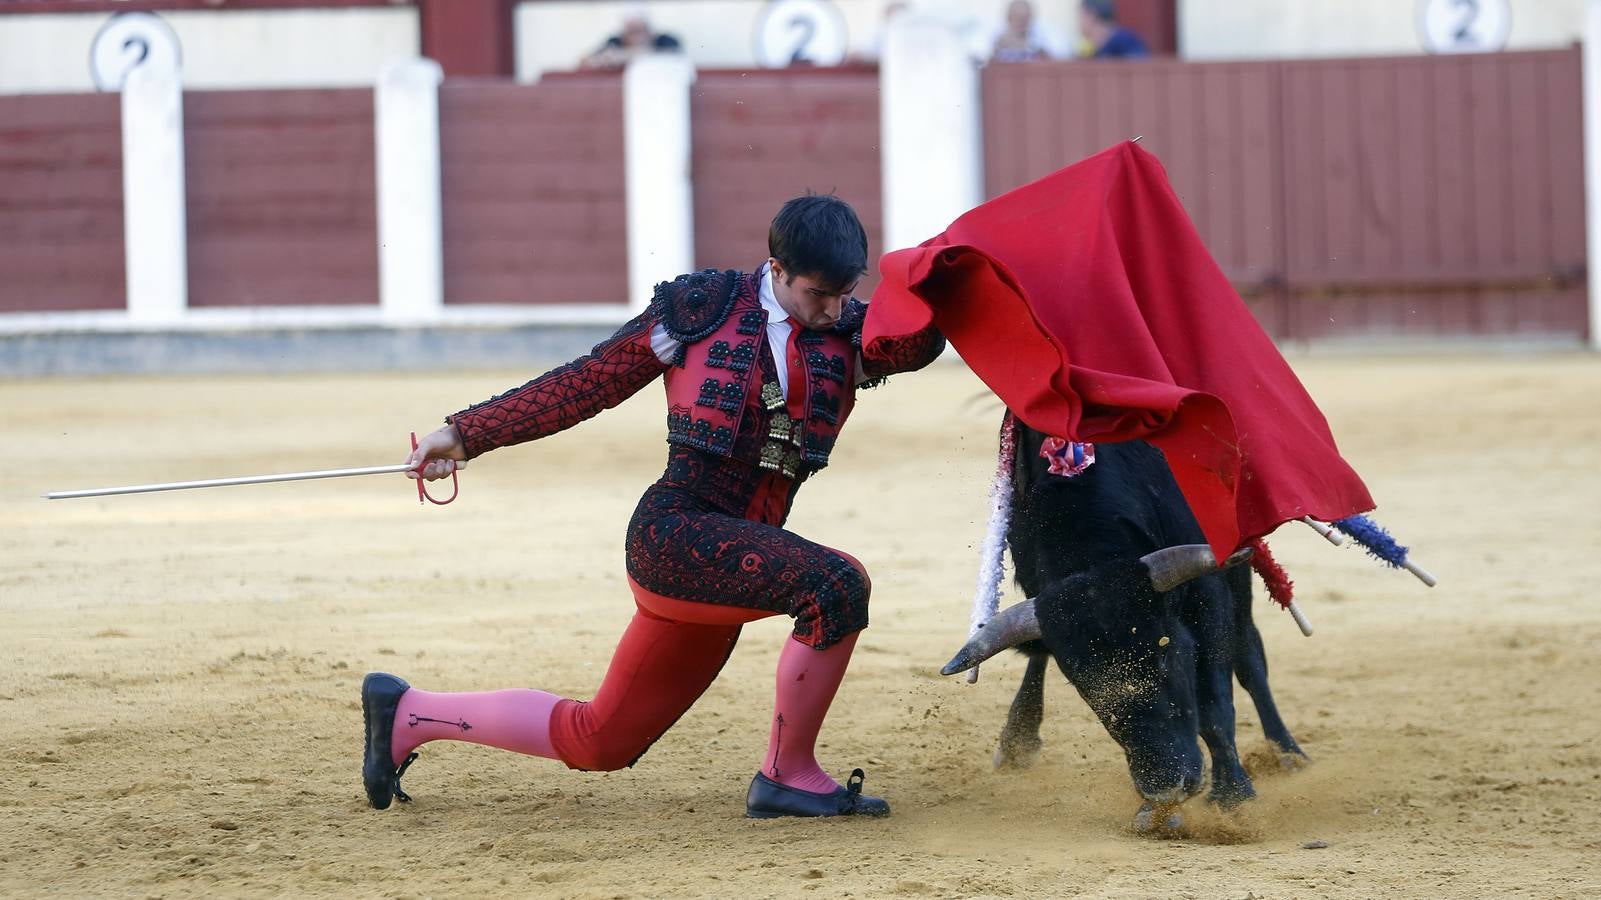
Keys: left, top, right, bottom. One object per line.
{"left": 981, "top": 47, "right": 1587, "bottom": 341}
{"left": 184, "top": 88, "right": 378, "bottom": 307}
{"left": 438, "top": 74, "right": 627, "bottom": 305}
{"left": 0, "top": 93, "right": 125, "bottom": 312}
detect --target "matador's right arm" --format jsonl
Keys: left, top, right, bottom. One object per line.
{"left": 445, "top": 269, "right": 746, "bottom": 460}
{"left": 446, "top": 308, "right": 669, "bottom": 460}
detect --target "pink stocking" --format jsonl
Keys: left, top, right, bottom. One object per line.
{"left": 391, "top": 687, "right": 562, "bottom": 767}
{"left": 761, "top": 632, "right": 859, "bottom": 794}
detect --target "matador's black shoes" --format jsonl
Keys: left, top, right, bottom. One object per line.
{"left": 745, "top": 768, "right": 891, "bottom": 819}
{"left": 362, "top": 672, "right": 419, "bottom": 810}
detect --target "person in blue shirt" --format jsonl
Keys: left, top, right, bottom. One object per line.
{"left": 1078, "top": 0, "right": 1150, "bottom": 59}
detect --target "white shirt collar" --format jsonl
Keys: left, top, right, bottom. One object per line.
{"left": 758, "top": 262, "right": 789, "bottom": 323}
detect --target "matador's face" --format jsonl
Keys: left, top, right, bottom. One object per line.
{"left": 768, "top": 259, "right": 856, "bottom": 330}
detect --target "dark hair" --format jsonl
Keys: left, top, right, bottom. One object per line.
{"left": 767, "top": 193, "right": 868, "bottom": 291}
{"left": 1081, "top": 0, "right": 1116, "bottom": 23}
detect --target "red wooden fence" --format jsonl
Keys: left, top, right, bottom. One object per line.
{"left": 438, "top": 74, "right": 627, "bottom": 305}
{"left": 0, "top": 93, "right": 125, "bottom": 313}
{"left": 184, "top": 88, "right": 378, "bottom": 306}
{"left": 1279, "top": 50, "right": 1586, "bottom": 338}
{"left": 982, "top": 47, "right": 1588, "bottom": 341}
{"left": 1, "top": 48, "right": 1587, "bottom": 343}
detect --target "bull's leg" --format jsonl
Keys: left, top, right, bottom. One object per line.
{"left": 1235, "top": 620, "right": 1309, "bottom": 769}
{"left": 993, "top": 648, "right": 1049, "bottom": 770}
{"left": 1195, "top": 649, "right": 1256, "bottom": 807}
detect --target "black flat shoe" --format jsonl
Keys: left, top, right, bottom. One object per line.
{"left": 745, "top": 768, "right": 890, "bottom": 819}
{"left": 362, "top": 672, "right": 418, "bottom": 810}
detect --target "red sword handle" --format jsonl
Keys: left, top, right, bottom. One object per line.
{"left": 410, "top": 431, "right": 459, "bottom": 506}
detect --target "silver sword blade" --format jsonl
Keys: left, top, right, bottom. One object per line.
{"left": 46, "top": 463, "right": 416, "bottom": 500}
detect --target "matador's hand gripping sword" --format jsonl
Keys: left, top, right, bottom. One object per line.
{"left": 45, "top": 432, "right": 460, "bottom": 505}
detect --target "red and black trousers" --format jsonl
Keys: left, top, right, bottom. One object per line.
{"left": 547, "top": 448, "right": 870, "bottom": 771}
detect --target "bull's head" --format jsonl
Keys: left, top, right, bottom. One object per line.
{"left": 942, "top": 544, "right": 1250, "bottom": 817}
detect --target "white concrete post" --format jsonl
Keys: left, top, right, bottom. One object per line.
{"left": 375, "top": 58, "right": 445, "bottom": 322}
{"left": 880, "top": 13, "right": 984, "bottom": 254}
{"left": 624, "top": 54, "right": 696, "bottom": 313}
{"left": 1585, "top": 0, "right": 1601, "bottom": 349}
{"left": 121, "top": 62, "right": 188, "bottom": 323}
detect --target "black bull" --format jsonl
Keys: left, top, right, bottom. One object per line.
{"left": 942, "top": 424, "right": 1308, "bottom": 832}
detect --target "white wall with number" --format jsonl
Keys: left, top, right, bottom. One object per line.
{"left": 0, "top": 6, "right": 417, "bottom": 95}
{"left": 517, "top": 0, "right": 1589, "bottom": 79}
{"left": 0, "top": 1, "right": 1591, "bottom": 96}
{"left": 1183, "top": 0, "right": 1584, "bottom": 61}
{"left": 514, "top": 0, "right": 1066, "bottom": 80}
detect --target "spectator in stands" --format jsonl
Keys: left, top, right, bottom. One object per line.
{"left": 1077, "top": 0, "right": 1149, "bottom": 59}
{"left": 990, "top": 0, "right": 1065, "bottom": 63}
{"left": 581, "top": 7, "right": 683, "bottom": 70}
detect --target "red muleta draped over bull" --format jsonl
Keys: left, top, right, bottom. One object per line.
{"left": 864, "top": 141, "right": 1374, "bottom": 560}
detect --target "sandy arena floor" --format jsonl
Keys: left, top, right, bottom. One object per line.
{"left": 4, "top": 353, "right": 1599, "bottom": 898}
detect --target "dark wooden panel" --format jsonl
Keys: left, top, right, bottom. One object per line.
{"left": 1233, "top": 64, "right": 1284, "bottom": 284}
{"left": 184, "top": 88, "right": 377, "bottom": 306}
{"left": 1434, "top": 58, "right": 1475, "bottom": 275}
{"left": 691, "top": 67, "right": 883, "bottom": 296}
{"left": 1394, "top": 57, "right": 1437, "bottom": 279}
{"left": 1281, "top": 50, "right": 1584, "bottom": 290}
{"left": 0, "top": 92, "right": 125, "bottom": 312}
{"left": 439, "top": 76, "right": 627, "bottom": 305}
{"left": 1280, "top": 61, "right": 1324, "bottom": 291}
{"left": 1468, "top": 55, "right": 1512, "bottom": 273}
{"left": 1189, "top": 63, "right": 1282, "bottom": 286}
{"left": 1293, "top": 286, "right": 1587, "bottom": 340}
{"left": 1505, "top": 57, "right": 1548, "bottom": 275}
{"left": 1543, "top": 49, "right": 1588, "bottom": 279}
{"left": 982, "top": 50, "right": 1585, "bottom": 341}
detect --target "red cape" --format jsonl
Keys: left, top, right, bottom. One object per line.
{"left": 865, "top": 142, "right": 1374, "bottom": 558}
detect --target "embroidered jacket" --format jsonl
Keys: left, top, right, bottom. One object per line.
{"left": 661, "top": 270, "right": 857, "bottom": 478}
{"left": 447, "top": 267, "right": 946, "bottom": 474}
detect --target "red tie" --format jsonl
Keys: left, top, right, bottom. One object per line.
{"left": 784, "top": 320, "right": 807, "bottom": 421}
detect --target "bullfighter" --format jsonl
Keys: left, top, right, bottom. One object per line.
{"left": 362, "top": 194, "right": 945, "bottom": 819}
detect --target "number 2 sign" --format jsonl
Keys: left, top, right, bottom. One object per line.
{"left": 755, "top": 0, "right": 849, "bottom": 68}
{"left": 1419, "top": 0, "right": 1511, "bottom": 54}
{"left": 90, "top": 11, "right": 182, "bottom": 91}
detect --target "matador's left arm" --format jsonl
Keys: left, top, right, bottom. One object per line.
{"left": 836, "top": 298, "right": 947, "bottom": 384}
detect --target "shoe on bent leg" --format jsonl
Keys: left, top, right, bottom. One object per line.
{"left": 745, "top": 767, "right": 890, "bottom": 819}
{"left": 362, "top": 672, "right": 419, "bottom": 810}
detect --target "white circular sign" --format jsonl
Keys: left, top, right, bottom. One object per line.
{"left": 1419, "top": 0, "right": 1511, "bottom": 54}
{"left": 755, "top": 0, "right": 849, "bottom": 68}
{"left": 90, "top": 11, "right": 182, "bottom": 91}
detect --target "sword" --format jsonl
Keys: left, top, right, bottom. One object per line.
{"left": 45, "top": 433, "right": 461, "bottom": 505}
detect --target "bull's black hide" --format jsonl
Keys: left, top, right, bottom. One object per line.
{"left": 995, "top": 424, "right": 1307, "bottom": 829}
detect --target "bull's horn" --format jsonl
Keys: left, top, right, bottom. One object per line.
{"left": 1140, "top": 544, "right": 1254, "bottom": 593}
{"left": 940, "top": 600, "right": 1041, "bottom": 676}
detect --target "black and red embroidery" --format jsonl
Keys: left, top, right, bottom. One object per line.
{"left": 657, "top": 268, "right": 742, "bottom": 343}
{"left": 832, "top": 297, "right": 947, "bottom": 385}
{"left": 448, "top": 310, "right": 669, "bottom": 459}
{"left": 625, "top": 480, "right": 869, "bottom": 650}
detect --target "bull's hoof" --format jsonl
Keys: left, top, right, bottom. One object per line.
{"left": 992, "top": 734, "right": 1042, "bottom": 770}
{"left": 1132, "top": 801, "right": 1184, "bottom": 837}
{"left": 1206, "top": 780, "right": 1257, "bottom": 809}
{"left": 1278, "top": 750, "right": 1312, "bottom": 773}
{"left": 1243, "top": 745, "right": 1313, "bottom": 778}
